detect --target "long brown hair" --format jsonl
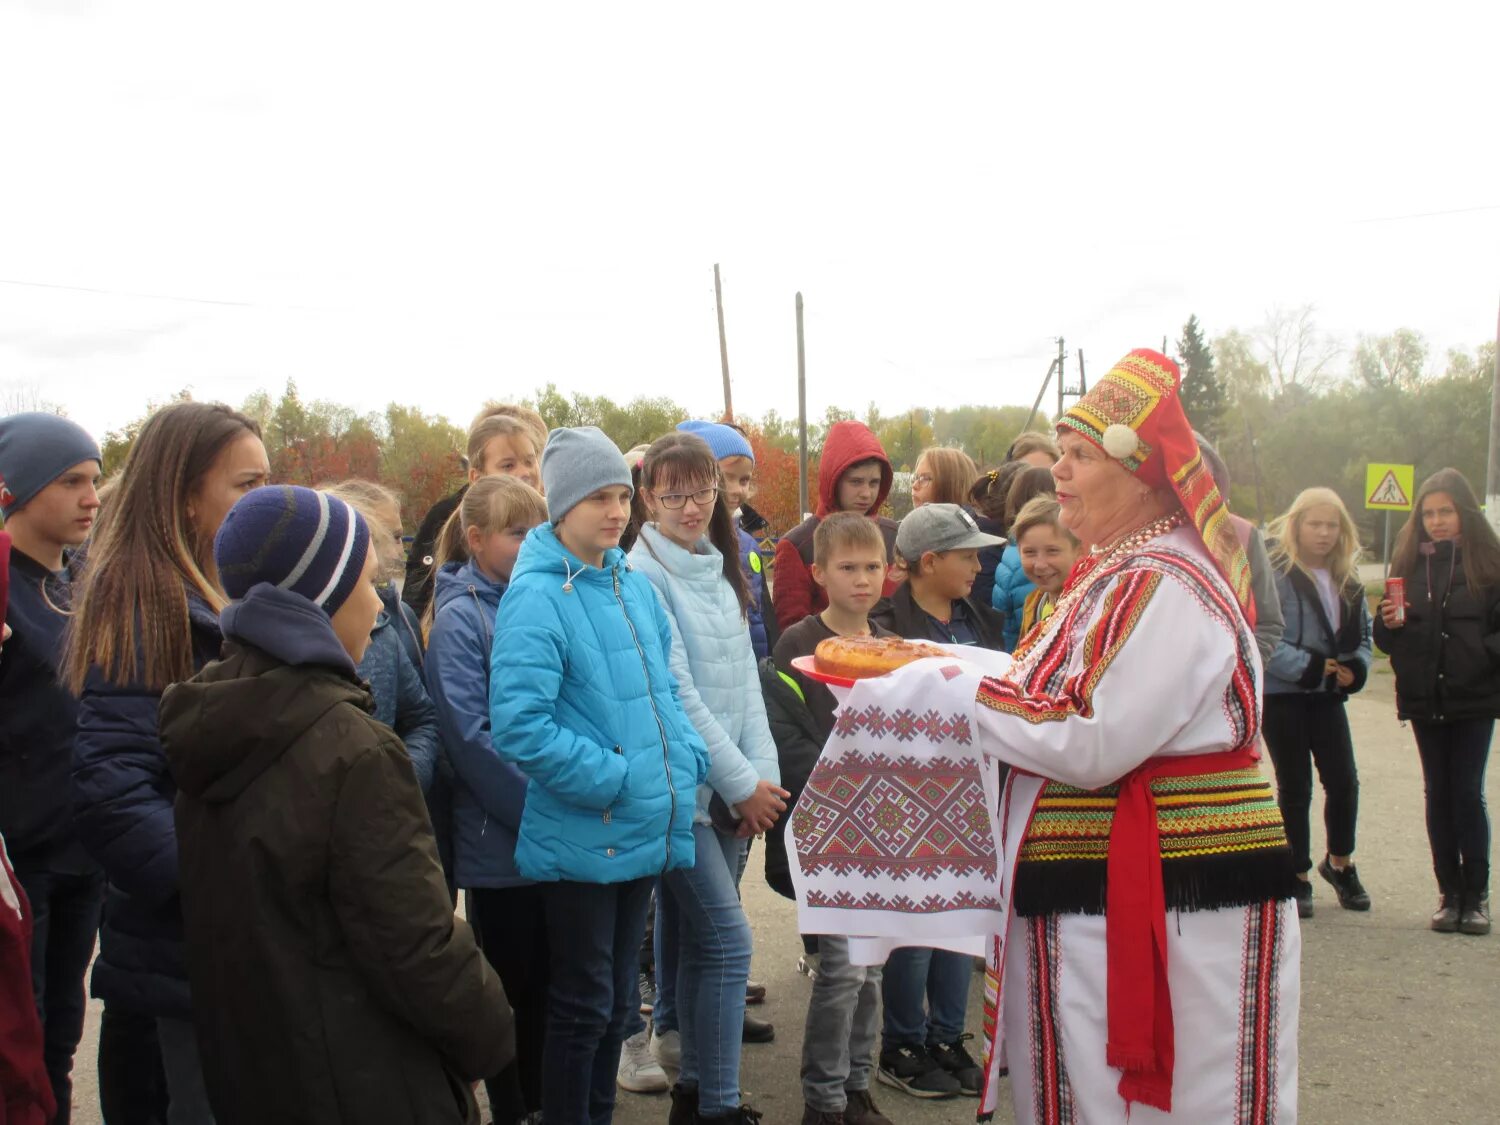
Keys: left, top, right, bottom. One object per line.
{"left": 422, "top": 475, "right": 548, "bottom": 631}
{"left": 1389, "top": 467, "right": 1500, "bottom": 591}
{"left": 1004, "top": 465, "right": 1058, "bottom": 534}
{"left": 65, "top": 402, "right": 262, "bottom": 693}
{"left": 633, "top": 432, "right": 750, "bottom": 617}
{"left": 969, "top": 462, "right": 1023, "bottom": 523}
{"left": 915, "top": 446, "right": 978, "bottom": 507}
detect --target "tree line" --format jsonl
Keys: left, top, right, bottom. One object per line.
{"left": 81, "top": 308, "right": 1495, "bottom": 555}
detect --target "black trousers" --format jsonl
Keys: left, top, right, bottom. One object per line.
{"left": 13, "top": 865, "right": 104, "bottom": 1125}
{"left": 1412, "top": 718, "right": 1493, "bottom": 893}
{"left": 98, "top": 1003, "right": 169, "bottom": 1125}
{"left": 470, "top": 884, "right": 551, "bottom": 1123}
{"left": 1263, "top": 693, "right": 1360, "bottom": 873}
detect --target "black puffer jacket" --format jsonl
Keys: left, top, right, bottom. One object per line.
{"left": 161, "top": 586, "right": 512, "bottom": 1124}
{"left": 1374, "top": 539, "right": 1500, "bottom": 723}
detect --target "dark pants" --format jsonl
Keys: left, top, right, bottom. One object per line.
{"left": 1413, "top": 718, "right": 1493, "bottom": 893}
{"left": 98, "top": 1004, "right": 169, "bottom": 1125}
{"left": 1263, "top": 694, "right": 1360, "bottom": 873}
{"left": 470, "top": 885, "right": 551, "bottom": 1122}
{"left": 13, "top": 865, "right": 104, "bottom": 1125}
{"left": 542, "top": 877, "right": 654, "bottom": 1125}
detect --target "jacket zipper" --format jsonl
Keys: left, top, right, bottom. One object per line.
{"left": 613, "top": 565, "right": 677, "bottom": 872}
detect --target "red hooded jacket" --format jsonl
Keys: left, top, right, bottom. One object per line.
{"left": 772, "top": 421, "right": 898, "bottom": 631}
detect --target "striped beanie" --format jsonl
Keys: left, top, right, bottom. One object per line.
{"left": 214, "top": 485, "right": 371, "bottom": 616}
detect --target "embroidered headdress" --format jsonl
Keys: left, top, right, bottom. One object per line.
{"left": 1058, "top": 348, "right": 1253, "bottom": 623}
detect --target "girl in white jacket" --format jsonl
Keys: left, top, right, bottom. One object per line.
{"left": 629, "top": 432, "right": 786, "bottom": 1125}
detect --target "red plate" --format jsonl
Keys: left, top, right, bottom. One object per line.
{"left": 789, "top": 654, "right": 859, "bottom": 688}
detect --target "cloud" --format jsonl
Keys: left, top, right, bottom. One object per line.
{"left": 0, "top": 322, "right": 188, "bottom": 361}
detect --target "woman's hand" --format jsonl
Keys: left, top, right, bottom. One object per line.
{"left": 1378, "top": 597, "right": 1405, "bottom": 629}
{"left": 735, "top": 780, "right": 791, "bottom": 835}
{"left": 1333, "top": 663, "right": 1356, "bottom": 689}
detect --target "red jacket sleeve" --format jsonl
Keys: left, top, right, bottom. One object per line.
{"left": 773, "top": 539, "right": 816, "bottom": 632}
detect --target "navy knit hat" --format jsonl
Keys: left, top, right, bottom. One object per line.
{"left": 0, "top": 412, "right": 103, "bottom": 517}
{"left": 676, "top": 420, "right": 754, "bottom": 465}
{"left": 214, "top": 486, "right": 372, "bottom": 616}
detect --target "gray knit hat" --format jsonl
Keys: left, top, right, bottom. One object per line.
{"left": 0, "top": 412, "right": 102, "bottom": 517}
{"left": 540, "top": 426, "right": 633, "bottom": 524}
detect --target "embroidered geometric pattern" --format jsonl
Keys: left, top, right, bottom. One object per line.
{"left": 1027, "top": 914, "right": 1076, "bottom": 1125}
{"left": 1234, "top": 900, "right": 1285, "bottom": 1125}
{"left": 802, "top": 887, "right": 1002, "bottom": 912}
{"left": 832, "top": 705, "right": 973, "bottom": 745}
{"left": 1057, "top": 351, "right": 1176, "bottom": 475}
{"left": 794, "top": 750, "right": 996, "bottom": 880}
{"left": 1018, "top": 767, "right": 1289, "bottom": 866}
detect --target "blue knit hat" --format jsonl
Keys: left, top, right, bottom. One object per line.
{"left": 676, "top": 420, "right": 754, "bottom": 465}
{"left": 0, "top": 412, "right": 102, "bottom": 517}
{"left": 214, "top": 486, "right": 372, "bottom": 616}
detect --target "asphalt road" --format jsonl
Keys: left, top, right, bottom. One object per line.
{"left": 63, "top": 662, "right": 1499, "bottom": 1123}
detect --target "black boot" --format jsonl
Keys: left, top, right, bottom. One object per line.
{"left": 1459, "top": 892, "right": 1492, "bottom": 936}
{"left": 695, "top": 1105, "right": 764, "bottom": 1124}
{"left": 669, "top": 1083, "right": 699, "bottom": 1125}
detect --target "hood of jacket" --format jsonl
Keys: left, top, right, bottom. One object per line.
{"left": 817, "top": 420, "right": 892, "bottom": 518}
{"left": 433, "top": 558, "right": 507, "bottom": 619}
{"left": 510, "top": 522, "right": 627, "bottom": 591}
{"left": 163, "top": 585, "right": 370, "bottom": 805}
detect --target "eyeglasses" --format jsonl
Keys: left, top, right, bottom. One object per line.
{"left": 912, "top": 474, "right": 934, "bottom": 487}
{"left": 657, "top": 486, "right": 719, "bottom": 510}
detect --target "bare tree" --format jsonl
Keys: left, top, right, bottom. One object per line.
{"left": 0, "top": 379, "right": 66, "bottom": 416}
{"left": 1255, "top": 305, "right": 1342, "bottom": 394}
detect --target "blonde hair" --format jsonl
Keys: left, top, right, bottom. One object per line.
{"left": 468, "top": 414, "right": 542, "bottom": 477}
{"left": 915, "top": 447, "right": 979, "bottom": 507}
{"left": 322, "top": 479, "right": 404, "bottom": 584}
{"left": 423, "top": 475, "right": 548, "bottom": 629}
{"left": 813, "top": 511, "right": 885, "bottom": 567}
{"left": 1266, "top": 487, "right": 1362, "bottom": 590}
{"left": 1011, "top": 495, "right": 1077, "bottom": 548}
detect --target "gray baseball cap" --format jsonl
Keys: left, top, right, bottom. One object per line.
{"left": 895, "top": 503, "right": 1004, "bottom": 563}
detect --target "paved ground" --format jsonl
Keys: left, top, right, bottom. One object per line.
{"left": 64, "top": 662, "right": 1498, "bottom": 1123}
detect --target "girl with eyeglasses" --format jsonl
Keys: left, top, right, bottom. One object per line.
{"left": 627, "top": 432, "right": 786, "bottom": 1125}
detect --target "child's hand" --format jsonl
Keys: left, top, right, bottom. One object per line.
{"left": 1334, "top": 663, "right": 1355, "bottom": 689}
{"left": 735, "top": 780, "right": 791, "bottom": 834}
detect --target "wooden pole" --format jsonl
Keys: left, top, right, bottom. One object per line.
{"left": 1054, "top": 337, "right": 1066, "bottom": 422}
{"left": 797, "top": 292, "right": 809, "bottom": 518}
{"left": 714, "top": 263, "right": 733, "bottom": 420}
{"left": 1020, "top": 358, "right": 1058, "bottom": 439}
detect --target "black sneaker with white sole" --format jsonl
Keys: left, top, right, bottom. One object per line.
{"left": 1317, "top": 856, "right": 1371, "bottom": 911}
{"left": 876, "top": 1045, "right": 960, "bottom": 1098}
{"left": 928, "top": 1033, "right": 983, "bottom": 1095}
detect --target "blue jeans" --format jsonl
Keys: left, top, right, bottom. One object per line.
{"left": 14, "top": 865, "right": 103, "bottom": 1125}
{"left": 652, "top": 833, "right": 750, "bottom": 1036}
{"left": 658, "top": 825, "right": 752, "bottom": 1116}
{"left": 542, "top": 877, "right": 654, "bottom": 1125}
{"left": 881, "top": 946, "right": 972, "bottom": 1049}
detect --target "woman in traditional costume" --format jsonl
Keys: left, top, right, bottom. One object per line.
{"left": 792, "top": 349, "right": 1300, "bottom": 1124}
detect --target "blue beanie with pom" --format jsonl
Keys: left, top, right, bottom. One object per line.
{"left": 214, "top": 486, "right": 371, "bottom": 616}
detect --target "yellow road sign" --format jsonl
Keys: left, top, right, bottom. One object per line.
{"left": 1365, "top": 463, "right": 1415, "bottom": 511}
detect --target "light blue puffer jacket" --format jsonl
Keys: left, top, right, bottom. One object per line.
{"left": 629, "top": 525, "right": 780, "bottom": 826}
{"left": 490, "top": 524, "right": 708, "bottom": 884}
{"left": 990, "top": 545, "right": 1036, "bottom": 652}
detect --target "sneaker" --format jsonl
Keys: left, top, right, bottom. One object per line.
{"left": 639, "top": 970, "right": 657, "bottom": 1014}
{"left": 876, "top": 1045, "right": 960, "bottom": 1099}
{"left": 1317, "top": 856, "right": 1371, "bottom": 911}
{"left": 1294, "top": 879, "right": 1313, "bottom": 919}
{"left": 843, "top": 1088, "right": 894, "bottom": 1125}
{"left": 1459, "top": 893, "right": 1491, "bottom": 936}
{"left": 797, "top": 953, "right": 820, "bottom": 981}
{"left": 745, "top": 979, "right": 767, "bottom": 1005}
{"left": 652, "top": 1027, "right": 682, "bottom": 1071}
{"left": 617, "top": 1027, "right": 669, "bottom": 1093}
{"left": 800, "top": 1106, "right": 845, "bottom": 1125}
{"left": 929, "top": 1033, "right": 983, "bottom": 1096}
{"left": 668, "top": 1082, "right": 698, "bottom": 1125}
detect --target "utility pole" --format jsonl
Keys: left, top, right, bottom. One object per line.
{"left": 1488, "top": 295, "right": 1500, "bottom": 536}
{"left": 1054, "top": 337, "right": 1067, "bottom": 422}
{"left": 714, "top": 263, "right": 733, "bottom": 420}
{"left": 1077, "top": 349, "right": 1088, "bottom": 394}
{"left": 796, "top": 292, "right": 809, "bottom": 518}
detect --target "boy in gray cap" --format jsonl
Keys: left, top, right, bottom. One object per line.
{"left": 872, "top": 503, "right": 1006, "bottom": 652}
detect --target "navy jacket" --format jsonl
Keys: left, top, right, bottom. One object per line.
{"left": 0, "top": 548, "right": 95, "bottom": 871}
{"left": 426, "top": 560, "right": 533, "bottom": 889}
{"left": 72, "top": 591, "right": 223, "bottom": 1017}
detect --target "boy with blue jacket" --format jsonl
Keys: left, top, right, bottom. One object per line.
{"left": 491, "top": 427, "right": 709, "bottom": 1125}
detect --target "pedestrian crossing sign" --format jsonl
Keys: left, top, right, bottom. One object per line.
{"left": 1365, "top": 463, "right": 1415, "bottom": 511}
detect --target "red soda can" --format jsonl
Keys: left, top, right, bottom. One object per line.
{"left": 1385, "top": 577, "right": 1406, "bottom": 624}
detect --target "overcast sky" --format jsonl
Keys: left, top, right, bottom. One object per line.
{"left": 2, "top": 1, "right": 1497, "bottom": 441}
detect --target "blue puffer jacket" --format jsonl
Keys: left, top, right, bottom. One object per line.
{"left": 356, "top": 605, "right": 441, "bottom": 792}
{"left": 990, "top": 545, "right": 1036, "bottom": 652}
{"left": 72, "top": 591, "right": 223, "bottom": 1018}
{"left": 738, "top": 526, "right": 773, "bottom": 661}
{"left": 630, "top": 525, "right": 780, "bottom": 826}
{"left": 1264, "top": 560, "right": 1372, "bottom": 697}
{"left": 427, "top": 560, "right": 532, "bottom": 889}
{"left": 490, "top": 524, "right": 708, "bottom": 884}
